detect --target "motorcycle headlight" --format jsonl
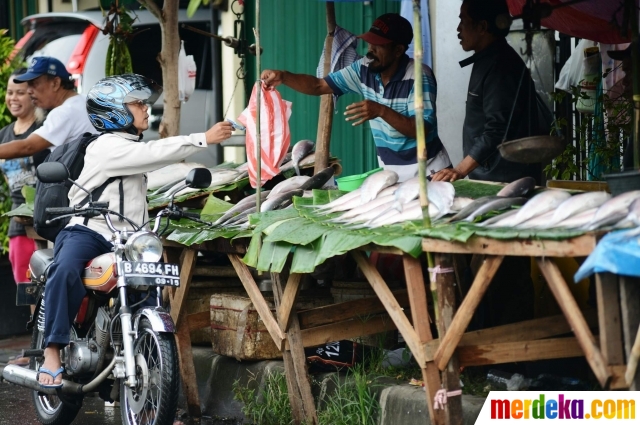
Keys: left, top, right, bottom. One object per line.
{"left": 124, "top": 231, "right": 163, "bottom": 262}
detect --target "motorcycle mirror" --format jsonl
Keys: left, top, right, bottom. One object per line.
{"left": 185, "top": 168, "right": 212, "bottom": 189}
{"left": 36, "top": 162, "right": 70, "bottom": 183}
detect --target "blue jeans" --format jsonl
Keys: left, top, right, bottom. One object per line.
{"left": 44, "top": 225, "right": 113, "bottom": 347}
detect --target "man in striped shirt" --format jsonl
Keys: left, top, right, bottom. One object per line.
{"left": 261, "top": 13, "right": 451, "bottom": 182}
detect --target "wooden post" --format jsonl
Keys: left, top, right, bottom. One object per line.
{"left": 434, "top": 253, "right": 463, "bottom": 425}
{"left": 620, "top": 276, "right": 640, "bottom": 389}
{"left": 433, "top": 255, "right": 504, "bottom": 370}
{"left": 170, "top": 248, "right": 201, "bottom": 418}
{"left": 314, "top": 2, "right": 336, "bottom": 173}
{"left": 403, "top": 255, "right": 445, "bottom": 425}
{"left": 595, "top": 273, "right": 624, "bottom": 365}
{"left": 272, "top": 273, "right": 318, "bottom": 425}
{"left": 536, "top": 258, "right": 611, "bottom": 388}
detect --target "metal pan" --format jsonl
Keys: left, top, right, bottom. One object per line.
{"left": 497, "top": 135, "right": 565, "bottom": 163}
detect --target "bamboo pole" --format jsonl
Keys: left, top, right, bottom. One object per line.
{"left": 412, "top": 0, "right": 437, "bottom": 319}
{"left": 630, "top": 0, "right": 640, "bottom": 170}
{"left": 254, "top": 1, "right": 262, "bottom": 213}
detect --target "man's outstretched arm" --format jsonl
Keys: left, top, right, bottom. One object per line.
{"left": 261, "top": 70, "right": 333, "bottom": 96}
{"left": 0, "top": 134, "right": 52, "bottom": 159}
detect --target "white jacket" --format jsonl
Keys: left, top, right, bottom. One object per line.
{"left": 68, "top": 131, "right": 207, "bottom": 236}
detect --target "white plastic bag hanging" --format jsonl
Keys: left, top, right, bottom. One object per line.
{"left": 237, "top": 83, "right": 292, "bottom": 188}
{"left": 178, "top": 41, "right": 197, "bottom": 102}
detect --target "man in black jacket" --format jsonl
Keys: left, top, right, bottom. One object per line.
{"left": 432, "top": 0, "right": 542, "bottom": 184}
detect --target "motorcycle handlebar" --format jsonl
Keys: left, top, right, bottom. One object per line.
{"left": 182, "top": 211, "right": 201, "bottom": 220}
{"left": 46, "top": 207, "right": 75, "bottom": 215}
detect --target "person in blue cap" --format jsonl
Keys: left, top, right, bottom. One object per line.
{"left": 0, "top": 56, "right": 94, "bottom": 159}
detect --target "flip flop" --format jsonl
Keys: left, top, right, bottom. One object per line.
{"left": 37, "top": 366, "right": 64, "bottom": 389}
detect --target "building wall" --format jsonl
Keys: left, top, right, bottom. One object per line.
{"left": 431, "top": 0, "right": 469, "bottom": 167}
{"left": 37, "top": 0, "right": 95, "bottom": 13}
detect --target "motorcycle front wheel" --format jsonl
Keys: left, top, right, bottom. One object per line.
{"left": 120, "top": 318, "right": 179, "bottom": 425}
{"left": 30, "top": 326, "right": 82, "bottom": 425}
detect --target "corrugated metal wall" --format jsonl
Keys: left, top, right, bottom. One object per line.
{"left": 244, "top": 0, "right": 400, "bottom": 176}
{"left": 2, "top": 0, "right": 38, "bottom": 39}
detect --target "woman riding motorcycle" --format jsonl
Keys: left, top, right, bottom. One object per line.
{"left": 37, "top": 74, "right": 233, "bottom": 387}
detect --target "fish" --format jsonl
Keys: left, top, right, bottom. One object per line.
{"left": 149, "top": 177, "right": 186, "bottom": 197}
{"left": 628, "top": 198, "right": 640, "bottom": 226}
{"left": 515, "top": 210, "right": 557, "bottom": 229}
{"left": 505, "top": 190, "right": 572, "bottom": 227}
{"left": 368, "top": 200, "right": 439, "bottom": 227}
{"left": 360, "top": 170, "right": 399, "bottom": 203}
{"left": 446, "top": 196, "right": 502, "bottom": 222}
{"left": 316, "top": 185, "right": 398, "bottom": 215}
{"left": 268, "top": 176, "right": 311, "bottom": 198}
{"left": 221, "top": 207, "right": 256, "bottom": 227}
{"left": 280, "top": 152, "right": 315, "bottom": 174}
{"left": 332, "top": 195, "right": 396, "bottom": 221}
{"left": 477, "top": 208, "right": 519, "bottom": 227}
{"left": 170, "top": 169, "right": 243, "bottom": 198}
{"left": 147, "top": 162, "right": 206, "bottom": 190}
{"left": 496, "top": 176, "right": 537, "bottom": 197}
{"left": 260, "top": 189, "right": 304, "bottom": 212}
{"left": 298, "top": 166, "right": 336, "bottom": 191}
{"left": 427, "top": 181, "right": 456, "bottom": 219}
{"left": 451, "top": 197, "right": 474, "bottom": 213}
{"left": 554, "top": 208, "right": 598, "bottom": 229}
{"left": 546, "top": 191, "right": 611, "bottom": 227}
{"left": 307, "top": 188, "right": 363, "bottom": 210}
{"left": 211, "top": 191, "right": 271, "bottom": 226}
{"left": 584, "top": 190, "right": 640, "bottom": 230}
{"left": 291, "top": 140, "right": 315, "bottom": 176}
{"left": 463, "top": 197, "right": 527, "bottom": 223}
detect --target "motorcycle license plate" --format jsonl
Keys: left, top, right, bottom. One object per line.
{"left": 120, "top": 262, "right": 180, "bottom": 287}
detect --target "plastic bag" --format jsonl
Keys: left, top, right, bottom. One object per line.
{"left": 238, "top": 83, "right": 292, "bottom": 188}
{"left": 555, "top": 39, "right": 598, "bottom": 93}
{"left": 178, "top": 40, "right": 197, "bottom": 102}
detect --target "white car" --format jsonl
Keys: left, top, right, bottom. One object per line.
{"left": 17, "top": 8, "right": 223, "bottom": 166}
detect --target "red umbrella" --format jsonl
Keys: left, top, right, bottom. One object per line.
{"left": 506, "top": 0, "right": 636, "bottom": 44}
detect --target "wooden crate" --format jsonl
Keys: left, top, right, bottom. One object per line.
{"left": 210, "top": 292, "right": 332, "bottom": 360}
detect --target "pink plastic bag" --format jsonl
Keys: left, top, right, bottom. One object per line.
{"left": 237, "top": 83, "right": 292, "bottom": 188}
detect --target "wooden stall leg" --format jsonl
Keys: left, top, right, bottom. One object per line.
{"left": 434, "top": 253, "right": 463, "bottom": 425}
{"left": 402, "top": 255, "right": 444, "bottom": 425}
{"left": 272, "top": 273, "right": 318, "bottom": 425}
{"left": 433, "top": 255, "right": 504, "bottom": 371}
{"left": 620, "top": 276, "right": 640, "bottom": 389}
{"left": 227, "top": 254, "right": 285, "bottom": 348}
{"left": 169, "top": 248, "right": 201, "bottom": 418}
{"left": 536, "top": 258, "right": 611, "bottom": 388}
{"left": 595, "top": 273, "right": 624, "bottom": 365}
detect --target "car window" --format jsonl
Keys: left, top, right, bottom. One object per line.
{"left": 21, "top": 22, "right": 88, "bottom": 66}
{"left": 127, "top": 20, "right": 212, "bottom": 90}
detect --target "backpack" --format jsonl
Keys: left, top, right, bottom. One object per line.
{"left": 33, "top": 132, "right": 122, "bottom": 242}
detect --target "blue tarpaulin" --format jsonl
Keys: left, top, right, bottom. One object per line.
{"left": 574, "top": 229, "right": 640, "bottom": 281}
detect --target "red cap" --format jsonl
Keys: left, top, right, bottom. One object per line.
{"left": 358, "top": 14, "right": 413, "bottom": 46}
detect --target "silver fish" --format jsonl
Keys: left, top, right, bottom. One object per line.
{"left": 291, "top": 140, "right": 315, "bottom": 176}
{"left": 447, "top": 196, "right": 502, "bottom": 222}
{"left": 496, "top": 176, "right": 537, "bottom": 197}
{"left": 554, "top": 208, "right": 598, "bottom": 229}
{"left": 317, "top": 185, "right": 397, "bottom": 215}
{"left": 211, "top": 191, "right": 271, "bottom": 226}
{"left": 428, "top": 181, "right": 455, "bottom": 219}
{"left": 463, "top": 197, "right": 527, "bottom": 223}
{"left": 360, "top": 170, "right": 399, "bottom": 203}
{"left": 260, "top": 189, "right": 304, "bottom": 212}
{"left": 368, "top": 200, "right": 439, "bottom": 227}
{"left": 547, "top": 191, "right": 611, "bottom": 227}
{"left": 585, "top": 190, "right": 640, "bottom": 230}
{"left": 280, "top": 152, "right": 317, "bottom": 174}
{"left": 451, "top": 197, "right": 474, "bottom": 213}
{"left": 333, "top": 195, "right": 396, "bottom": 221}
{"left": 171, "top": 169, "right": 242, "bottom": 198}
{"left": 308, "top": 188, "right": 363, "bottom": 210}
{"left": 149, "top": 177, "right": 185, "bottom": 197}
{"left": 337, "top": 200, "right": 397, "bottom": 226}
{"left": 507, "top": 190, "right": 572, "bottom": 227}
{"left": 268, "top": 176, "right": 311, "bottom": 198}
{"left": 222, "top": 207, "right": 256, "bottom": 227}
{"left": 628, "top": 198, "right": 640, "bottom": 226}
{"left": 478, "top": 208, "right": 519, "bottom": 227}
{"left": 515, "top": 210, "right": 556, "bottom": 229}
{"left": 147, "top": 162, "right": 206, "bottom": 190}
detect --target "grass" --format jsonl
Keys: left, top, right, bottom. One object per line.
{"left": 232, "top": 371, "right": 293, "bottom": 425}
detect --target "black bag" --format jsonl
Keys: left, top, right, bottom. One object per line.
{"left": 33, "top": 132, "right": 119, "bottom": 242}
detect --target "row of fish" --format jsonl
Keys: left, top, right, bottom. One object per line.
{"left": 209, "top": 166, "right": 336, "bottom": 229}
{"left": 146, "top": 140, "right": 317, "bottom": 200}
{"left": 305, "top": 170, "right": 461, "bottom": 228}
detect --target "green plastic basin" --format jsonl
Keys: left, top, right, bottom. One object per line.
{"left": 336, "top": 167, "right": 383, "bottom": 192}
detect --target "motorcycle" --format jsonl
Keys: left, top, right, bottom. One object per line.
{"left": 2, "top": 163, "right": 213, "bottom": 425}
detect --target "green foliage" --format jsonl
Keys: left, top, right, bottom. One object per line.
{"left": 0, "top": 30, "right": 24, "bottom": 253}
{"left": 545, "top": 77, "right": 631, "bottom": 181}
{"left": 187, "top": 0, "right": 210, "bottom": 18}
{"left": 102, "top": 3, "right": 135, "bottom": 76}
{"left": 232, "top": 371, "right": 293, "bottom": 425}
